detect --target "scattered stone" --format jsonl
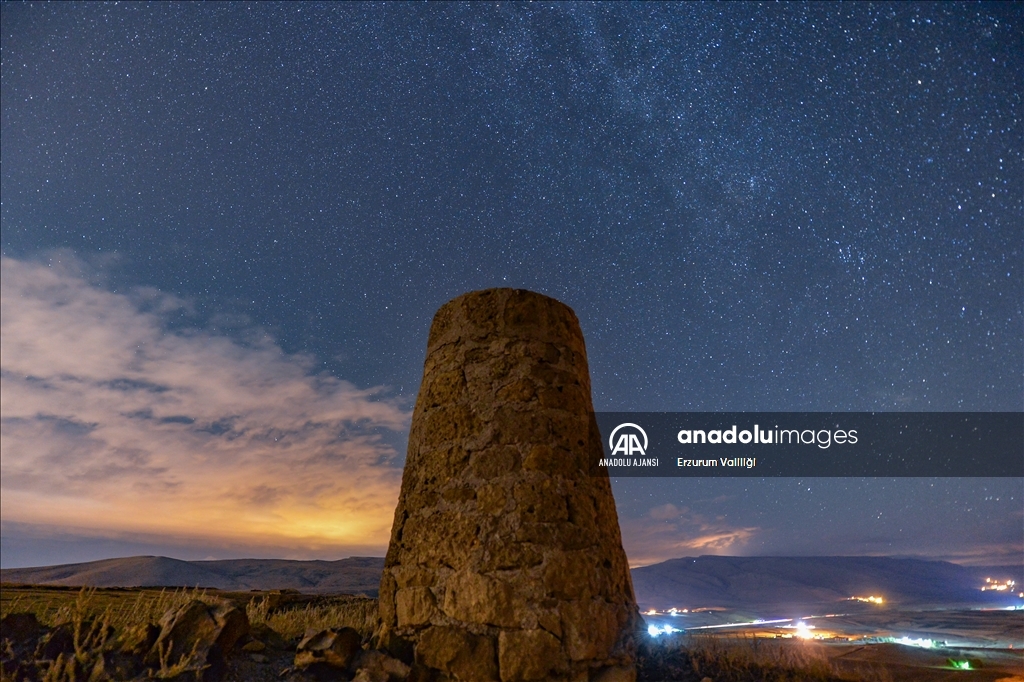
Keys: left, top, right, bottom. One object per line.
{"left": 122, "top": 622, "right": 161, "bottom": 658}
{"left": 251, "top": 622, "right": 289, "bottom": 651}
{"left": 377, "top": 289, "right": 643, "bottom": 682}
{"left": 375, "top": 630, "right": 413, "bottom": 666}
{"left": 146, "top": 598, "right": 249, "bottom": 680}
{"left": 351, "top": 670, "right": 382, "bottom": 682}
{"left": 0, "top": 612, "right": 41, "bottom": 647}
{"left": 36, "top": 622, "right": 75, "bottom": 661}
{"left": 351, "top": 648, "right": 411, "bottom": 681}
{"left": 294, "top": 627, "right": 362, "bottom": 670}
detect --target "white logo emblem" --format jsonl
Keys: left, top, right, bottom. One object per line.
{"left": 609, "top": 423, "right": 648, "bottom": 456}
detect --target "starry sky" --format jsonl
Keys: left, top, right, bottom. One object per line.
{"left": 1, "top": 2, "right": 1021, "bottom": 569}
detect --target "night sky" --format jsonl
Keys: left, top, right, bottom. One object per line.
{"left": 2, "top": 3, "right": 1020, "bottom": 569}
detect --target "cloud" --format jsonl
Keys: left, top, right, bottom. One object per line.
{"left": 0, "top": 254, "right": 411, "bottom": 558}
{"left": 622, "top": 503, "right": 759, "bottom": 567}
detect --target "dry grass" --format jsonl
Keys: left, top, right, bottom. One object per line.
{"left": 1, "top": 586, "right": 223, "bottom": 681}
{"left": 2, "top": 585, "right": 378, "bottom": 643}
{"left": 639, "top": 632, "right": 899, "bottom": 682}
{"left": 1, "top": 585, "right": 212, "bottom": 634}
{"left": 245, "top": 594, "right": 377, "bottom": 639}
{"left": 2, "top": 586, "right": 378, "bottom": 681}
{"left": 688, "top": 633, "right": 836, "bottom": 676}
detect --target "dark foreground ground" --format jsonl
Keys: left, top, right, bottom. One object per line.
{"left": 638, "top": 633, "right": 1024, "bottom": 682}
{"left": 2, "top": 585, "right": 1022, "bottom": 681}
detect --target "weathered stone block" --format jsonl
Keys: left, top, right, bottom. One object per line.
{"left": 561, "top": 600, "right": 622, "bottom": 662}
{"left": 294, "top": 627, "right": 362, "bottom": 670}
{"left": 498, "top": 628, "right": 562, "bottom": 681}
{"left": 416, "top": 626, "right": 498, "bottom": 681}
{"left": 442, "top": 570, "right": 528, "bottom": 628}
{"left": 396, "top": 587, "right": 436, "bottom": 627}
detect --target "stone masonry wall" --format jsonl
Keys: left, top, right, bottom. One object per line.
{"left": 376, "top": 289, "right": 641, "bottom": 682}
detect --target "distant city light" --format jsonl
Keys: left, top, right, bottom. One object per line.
{"left": 895, "top": 636, "right": 935, "bottom": 648}
{"left": 643, "top": 607, "right": 690, "bottom": 616}
{"left": 981, "top": 577, "right": 1016, "bottom": 592}
{"left": 648, "top": 624, "right": 683, "bottom": 637}
{"left": 794, "top": 621, "right": 815, "bottom": 639}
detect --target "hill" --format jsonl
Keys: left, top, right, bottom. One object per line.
{"left": 3, "top": 555, "right": 1019, "bottom": 609}
{"left": 0, "top": 555, "right": 384, "bottom": 596}
{"left": 630, "top": 555, "right": 1022, "bottom": 613}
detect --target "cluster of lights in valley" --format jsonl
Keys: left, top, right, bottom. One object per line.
{"left": 643, "top": 580, "right": 1023, "bottom": 651}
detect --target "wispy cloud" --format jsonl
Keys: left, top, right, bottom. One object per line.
{"left": 622, "top": 503, "right": 759, "bottom": 567}
{"left": 0, "top": 254, "right": 410, "bottom": 558}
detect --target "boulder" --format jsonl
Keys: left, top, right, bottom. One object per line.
{"left": 122, "top": 622, "right": 161, "bottom": 658}
{"left": 146, "top": 599, "right": 249, "bottom": 680}
{"left": 376, "top": 289, "right": 642, "bottom": 682}
{"left": 294, "top": 627, "right": 362, "bottom": 670}
{"left": 0, "top": 612, "right": 44, "bottom": 679}
{"left": 249, "top": 622, "right": 288, "bottom": 651}
{"left": 351, "top": 648, "right": 411, "bottom": 681}
{"left": 0, "top": 612, "right": 40, "bottom": 647}
{"left": 36, "top": 622, "right": 75, "bottom": 661}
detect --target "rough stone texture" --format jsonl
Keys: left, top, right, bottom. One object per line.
{"left": 294, "top": 627, "right": 363, "bottom": 670}
{"left": 146, "top": 599, "right": 249, "bottom": 678}
{"left": 377, "top": 288, "right": 641, "bottom": 682}
{"left": 351, "top": 649, "right": 413, "bottom": 681}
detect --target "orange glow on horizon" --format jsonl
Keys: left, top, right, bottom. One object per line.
{"left": 1, "top": 256, "right": 410, "bottom": 557}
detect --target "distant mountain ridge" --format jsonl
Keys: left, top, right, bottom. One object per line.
{"left": 0, "top": 556, "right": 385, "bottom": 596}
{"left": 2, "top": 555, "right": 1019, "bottom": 608}
{"left": 631, "top": 555, "right": 1022, "bottom": 612}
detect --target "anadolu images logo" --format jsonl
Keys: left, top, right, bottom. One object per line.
{"left": 609, "top": 423, "right": 648, "bottom": 456}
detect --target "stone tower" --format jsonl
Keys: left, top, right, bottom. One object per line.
{"left": 376, "top": 289, "right": 641, "bottom": 682}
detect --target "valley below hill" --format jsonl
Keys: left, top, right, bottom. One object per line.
{"left": 3, "top": 554, "right": 1021, "bottom": 613}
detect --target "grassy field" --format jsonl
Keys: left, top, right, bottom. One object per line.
{"left": 1, "top": 584, "right": 379, "bottom": 682}
{"left": 0, "top": 583, "right": 377, "bottom": 640}
{"left": 2, "top": 585, "right": 207, "bottom": 633}
{"left": 3, "top": 585, "right": 1021, "bottom": 681}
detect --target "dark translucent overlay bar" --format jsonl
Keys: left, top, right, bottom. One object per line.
{"left": 592, "top": 413, "right": 1022, "bottom": 477}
